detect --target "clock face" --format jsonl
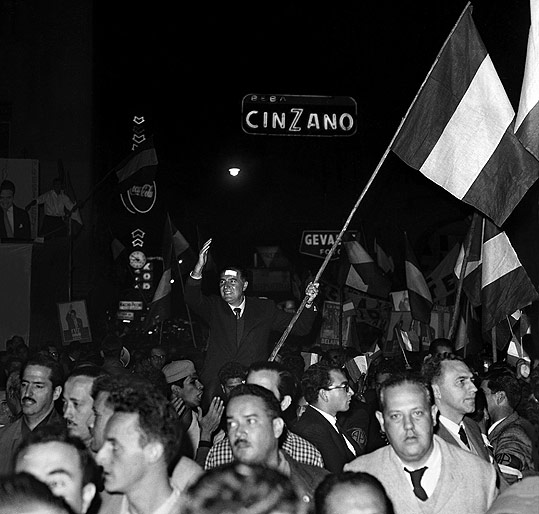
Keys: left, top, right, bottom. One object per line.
{"left": 129, "top": 250, "right": 147, "bottom": 269}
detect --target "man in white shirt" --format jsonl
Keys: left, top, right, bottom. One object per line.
{"left": 26, "top": 177, "right": 82, "bottom": 239}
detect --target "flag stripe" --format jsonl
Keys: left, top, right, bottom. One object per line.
{"left": 482, "top": 232, "right": 521, "bottom": 288}
{"left": 515, "top": 0, "right": 539, "bottom": 162}
{"left": 421, "top": 56, "right": 514, "bottom": 198}
{"left": 392, "top": 10, "right": 487, "bottom": 168}
{"left": 344, "top": 241, "right": 374, "bottom": 264}
{"left": 405, "top": 261, "right": 432, "bottom": 300}
{"left": 116, "top": 148, "right": 158, "bottom": 182}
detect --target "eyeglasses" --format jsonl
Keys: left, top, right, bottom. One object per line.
{"left": 324, "top": 383, "right": 350, "bottom": 393}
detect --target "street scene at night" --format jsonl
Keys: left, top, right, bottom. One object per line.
{"left": 0, "top": 1, "right": 538, "bottom": 513}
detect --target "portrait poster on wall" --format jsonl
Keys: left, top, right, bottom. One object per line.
{"left": 57, "top": 300, "right": 92, "bottom": 344}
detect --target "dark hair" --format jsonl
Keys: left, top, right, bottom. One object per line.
{"left": 218, "top": 361, "right": 248, "bottom": 386}
{"left": 378, "top": 372, "right": 433, "bottom": 412}
{"left": 421, "top": 352, "right": 468, "bottom": 386}
{"left": 182, "top": 462, "right": 301, "bottom": 514}
{"left": 15, "top": 424, "right": 99, "bottom": 486}
{"left": 428, "top": 338, "right": 454, "bottom": 356}
{"left": 108, "top": 383, "right": 182, "bottom": 466}
{"left": 228, "top": 383, "right": 282, "bottom": 421}
{"left": 315, "top": 471, "right": 394, "bottom": 514}
{"left": 67, "top": 364, "right": 106, "bottom": 381}
{"left": 22, "top": 353, "right": 64, "bottom": 389}
{"left": 483, "top": 370, "right": 523, "bottom": 410}
{"left": 249, "top": 361, "right": 296, "bottom": 400}
{"left": 91, "top": 372, "right": 150, "bottom": 400}
{"left": 301, "top": 363, "right": 342, "bottom": 404}
{"left": 0, "top": 472, "right": 75, "bottom": 514}
{"left": 0, "top": 179, "right": 15, "bottom": 194}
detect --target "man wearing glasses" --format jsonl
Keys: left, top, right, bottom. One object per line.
{"left": 291, "top": 362, "right": 361, "bottom": 472}
{"left": 149, "top": 345, "right": 167, "bottom": 371}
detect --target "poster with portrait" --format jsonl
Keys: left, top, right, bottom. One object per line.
{"left": 57, "top": 300, "right": 92, "bottom": 344}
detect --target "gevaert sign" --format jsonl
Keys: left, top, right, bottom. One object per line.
{"left": 242, "top": 94, "right": 357, "bottom": 136}
{"left": 300, "top": 230, "right": 357, "bottom": 260}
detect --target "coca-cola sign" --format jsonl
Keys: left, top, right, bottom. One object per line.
{"left": 120, "top": 180, "right": 157, "bottom": 214}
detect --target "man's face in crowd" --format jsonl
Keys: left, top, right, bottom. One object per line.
{"left": 150, "top": 348, "right": 166, "bottom": 370}
{"left": 227, "top": 394, "right": 283, "bottom": 465}
{"left": 90, "top": 391, "right": 114, "bottom": 453}
{"left": 324, "top": 369, "right": 352, "bottom": 416}
{"left": 0, "top": 188, "right": 14, "bottom": 211}
{"left": 222, "top": 377, "right": 244, "bottom": 399}
{"left": 175, "top": 374, "right": 204, "bottom": 409}
{"left": 432, "top": 360, "right": 477, "bottom": 422}
{"left": 20, "top": 365, "right": 61, "bottom": 420}
{"left": 324, "top": 483, "right": 389, "bottom": 514}
{"left": 63, "top": 376, "right": 95, "bottom": 446}
{"left": 219, "top": 270, "right": 247, "bottom": 306}
{"left": 376, "top": 382, "right": 437, "bottom": 467}
{"left": 96, "top": 412, "right": 148, "bottom": 495}
{"left": 15, "top": 441, "right": 96, "bottom": 514}
{"left": 480, "top": 380, "right": 498, "bottom": 416}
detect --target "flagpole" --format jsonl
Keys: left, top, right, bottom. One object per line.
{"left": 448, "top": 213, "right": 479, "bottom": 341}
{"left": 268, "top": 3, "right": 473, "bottom": 361}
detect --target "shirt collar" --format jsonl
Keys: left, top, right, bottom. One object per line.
{"left": 228, "top": 297, "right": 246, "bottom": 315}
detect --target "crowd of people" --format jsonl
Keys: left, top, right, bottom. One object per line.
{"left": 0, "top": 243, "right": 538, "bottom": 514}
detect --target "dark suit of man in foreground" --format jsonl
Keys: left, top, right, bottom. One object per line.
{"left": 344, "top": 372, "right": 497, "bottom": 514}
{"left": 0, "top": 179, "right": 31, "bottom": 240}
{"left": 185, "top": 238, "right": 319, "bottom": 405}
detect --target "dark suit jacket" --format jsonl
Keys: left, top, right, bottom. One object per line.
{"left": 184, "top": 278, "right": 317, "bottom": 398}
{"left": 291, "top": 405, "right": 362, "bottom": 473}
{"left": 436, "top": 415, "right": 509, "bottom": 490}
{"left": 0, "top": 205, "right": 31, "bottom": 240}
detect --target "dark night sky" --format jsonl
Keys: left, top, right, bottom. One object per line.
{"left": 93, "top": 1, "right": 532, "bottom": 276}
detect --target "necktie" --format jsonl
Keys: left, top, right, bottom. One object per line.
{"left": 4, "top": 210, "right": 13, "bottom": 238}
{"left": 405, "top": 466, "right": 428, "bottom": 501}
{"left": 234, "top": 308, "right": 243, "bottom": 346}
{"left": 336, "top": 423, "right": 356, "bottom": 456}
{"left": 458, "top": 425, "right": 470, "bottom": 448}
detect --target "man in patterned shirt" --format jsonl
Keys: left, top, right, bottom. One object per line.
{"left": 205, "top": 361, "right": 324, "bottom": 469}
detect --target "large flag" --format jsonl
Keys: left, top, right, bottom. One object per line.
{"left": 404, "top": 234, "right": 433, "bottom": 324}
{"left": 144, "top": 214, "right": 178, "bottom": 328}
{"left": 338, "top": 233, "right": 391, "bottom": 299}
{"left": 515, "top": 0, "right": 539, "bottom": 161}
{"left": 392, "top": 7, "right": 539, "bottom": 227}
{"left": 170, "top": 221, "right": 197, "bottom": 275}
{"left": 455, "top": 213, "right": 539, "bottom": 331}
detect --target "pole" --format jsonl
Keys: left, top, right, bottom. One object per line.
{"left": 268, "top": 3, "right": 473, "bottom": 361}
{"left": 491, "top": 325, "right": 497, "bottom": 362}
{"left": 448, "top": 213, "right": 479, "bottom": 341}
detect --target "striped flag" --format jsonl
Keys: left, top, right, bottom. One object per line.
{"left": 338, "top": 234, "right": 391, "bottom": 299}
{"left": 426, "top": 243, "right": 460, "bottom": 302}
{"left": 404, "top": 234, "right": 433, "bottom": 324}
{"left": 170, "top": 221, "right": 197, "bottom": 275}
{"left": 515, "top": 0, "right": 539, "bottom": 161}
{"left": 392, "top": 7, "right": 539, "bottom": 226}
{"left": 456, "top": 213, "right": 539, "bottom": 331}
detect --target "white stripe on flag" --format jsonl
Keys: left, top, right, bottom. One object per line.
{"left": 346, "top": 267, "right": 368, "bottom": 292}
{"left": 516, "top": 0, "right": 539, "bottom": 131}
{"left": 405, "top": 262, "right": 433, "bottom": 301}
{"left": 345, "top": 241, "right": 374, "bottom": 264}
{"left": 482, "top": 232, "right": 521, "bottom": 288}
{"left": 421, "top": 56, "right": 514, "bottom": 198}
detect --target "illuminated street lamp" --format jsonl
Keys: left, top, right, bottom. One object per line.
{"left": 229, "top": 167, "right": 240, "bottom": 177}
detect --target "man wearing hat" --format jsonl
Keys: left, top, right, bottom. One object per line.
{"left": 185, "top": 238, "right": 320, "bottom": 405}
{"left": 162, "top": 359, "right": 224, "bottom": 466}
